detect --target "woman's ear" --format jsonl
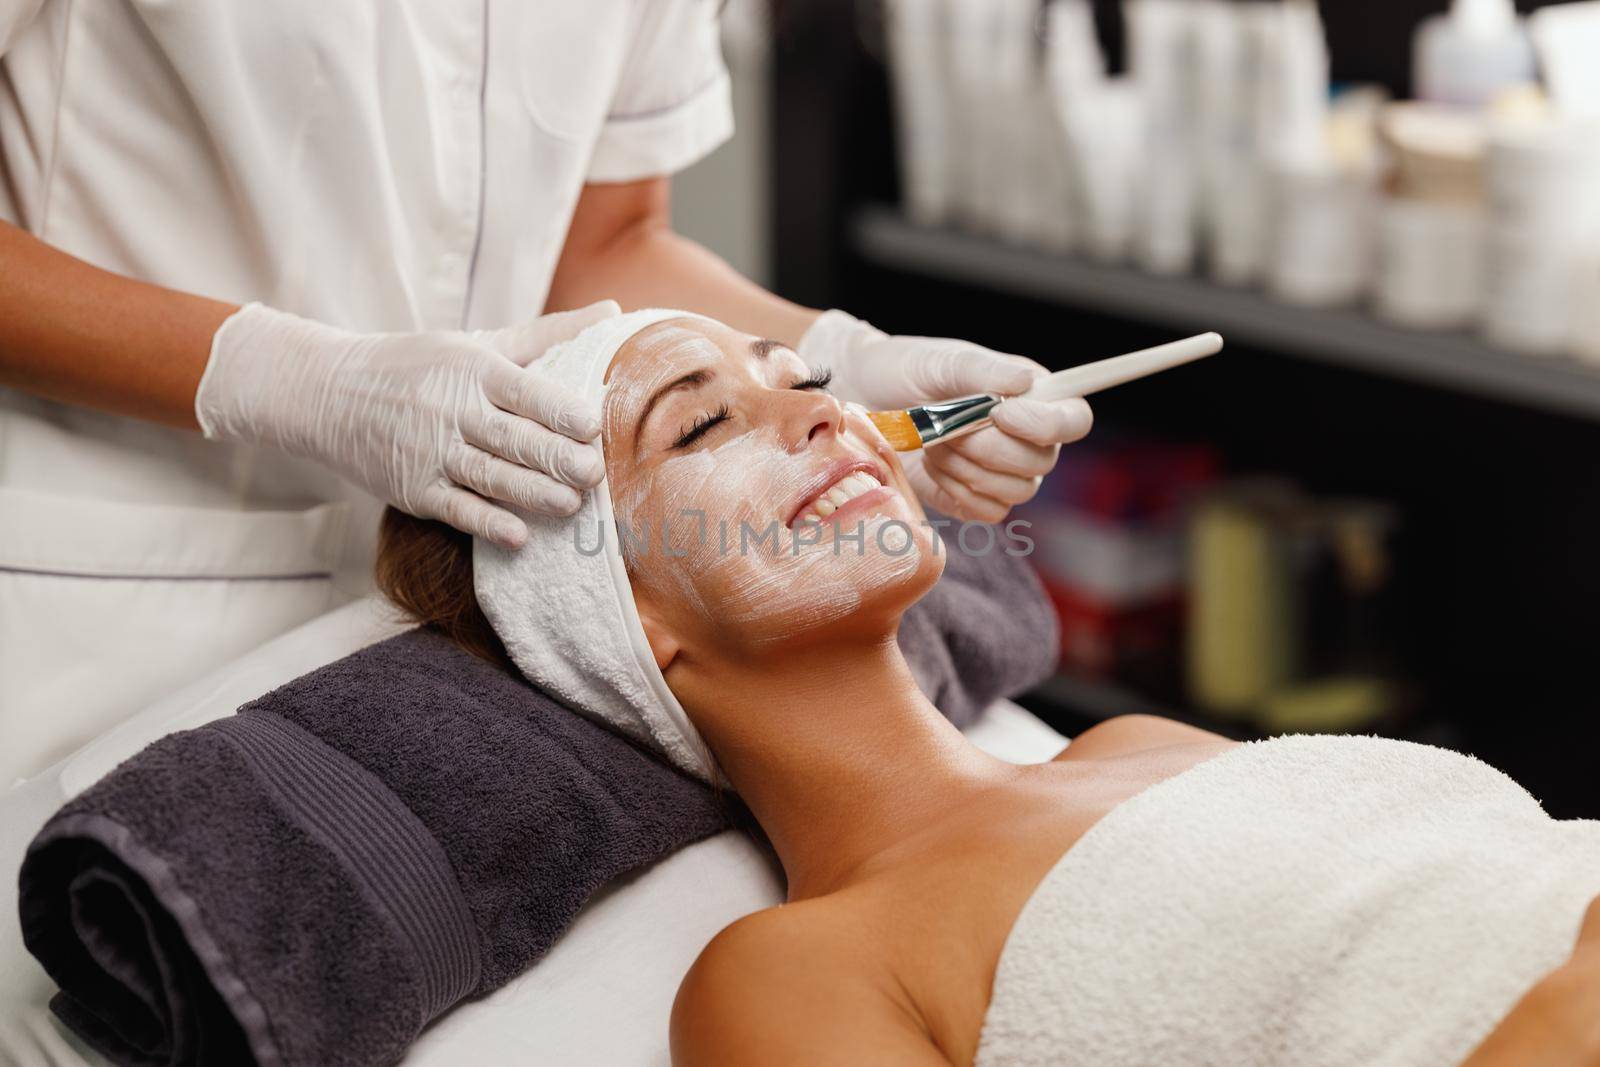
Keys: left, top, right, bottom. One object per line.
{"left": 636, "top": 604, "right": 681, "bottom": 673}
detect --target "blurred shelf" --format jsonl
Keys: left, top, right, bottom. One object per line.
{"left": 851, "top": 206, "right": 1600, "bottom": 423}
{"left": 1021, "top": 672, "right": 1263, "bottom": 742}
{"left": 1029, "top": 672, "right": 1174, "bottom": 721}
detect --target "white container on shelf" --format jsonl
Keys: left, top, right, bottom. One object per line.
{"left": 1045, "top": 0, "right": 1138, "bottom": 261}
{"left": 1482, "top": 119, "right": 1600, "bottom": 355}
{"left": 1486, "top": 122, "right": 1600, "bottom": 238}
{"left": 1380, "top": 101, "right": 1488, "bottom": 203}
{"left": 1028, "top": 97, "right": 1080, "bottom": 253}
{"left": 1572, "top": 256, "right": 1600, "bottom": 366}
{"left": 1530, "top": 1, "right": 1600, "bottom": 120}
{"left": 1043, "top": 0, "right": 1105, "bottom": 94}
{"left": 947, "top": 0, "right": 1001, "bottom": 234}
{"left": 1026, "top": 0, "right": 1081, "bottom": 253}
{"left": 987, "top": 0, "right": 1028, "bottom": 241}
{"left": 1195, "top": 0, "right": 1271, "bottom": 285}
{"left": 1483, "top": 225, "right": 1586, "bottom": 356}
{"left": 1267, "top": 164, "right": 1378, "bottom": 309}
{"left": 1257, "top": 0, "right": 1367, "bottom": 306}
{"left": 1375, "top": 200, "right": 1487, "bottom": 331}
{"left": 1060, "top": 80, "right": 1145, "bottom": 262}
{"left": 1414, "top": 0, "right": 1536, "bottom": 108}
{"left": 1208, "top": 174, "right": 1270, "bottom": 285}
{"left": 1256, "top": 0, "right": 1332, "bottom": 176}
{"left": 991, "top": 0, "right": 1058, "bottom": 247}
{"left": 884, "top": 0, "right": 954, "bottom": 226}
{"left": 1127, "top": 0, "right": 1200, "bottom": 275}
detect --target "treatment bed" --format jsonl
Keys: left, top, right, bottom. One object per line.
{"left": 0, "top": 598, "right": 1068, "bottom": 1067}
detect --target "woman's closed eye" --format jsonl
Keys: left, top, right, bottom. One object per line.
{"left": 668, "top": 370, "right": 835, "bottom": 451}
{"left": 791, "top": 368, "right": 833, "bottom": 392}
{"left": 673, "top": 403, "right": 732, "bottom": 450}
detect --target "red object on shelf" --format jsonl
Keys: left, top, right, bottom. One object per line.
{"left": 1042, "top": 579, "right": 1185, "bottom": 680}
{"left": 1034, "top": 438, "right": 1221, "bottom": 522}
{"left": 1019, "top": 437, "right": 1219, "bottom": 682}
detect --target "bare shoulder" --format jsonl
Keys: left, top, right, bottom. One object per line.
{"left": 671, "top": 901, "right": 948, "bottom": 1066}
{"left": 1463, "top": 896, "right": 1600, "bottom": 1067}
{"left": 1054, "top": 713, "right": 1230, "bottom": 763}
{"left": 670, "top": 904, "right": 848, "bottom": 1064}
{"left": 677, "top": 903, "right": 835, "bottom": 1003}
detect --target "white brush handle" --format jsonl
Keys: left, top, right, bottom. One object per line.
{"left": 1024, "top": 332, "right": 1224, "bottom": 404}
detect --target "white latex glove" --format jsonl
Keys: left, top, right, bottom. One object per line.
{"left": 196, "top": 300, "right": 621, "bottom": 548}
{"left": 798, "top": 309, "right": 1093, "bottom": 523}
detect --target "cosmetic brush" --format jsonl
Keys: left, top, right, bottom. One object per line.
{"left": 868, "top": 332, "right": 1224, "bottom": 452}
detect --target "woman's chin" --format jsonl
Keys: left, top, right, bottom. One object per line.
{"left": 887, "top": 536, "right": 945, "bottom": 603}
{"left": 823, "top": 517, "right": 943, "bottom": 606}
{"left": 733, "top": 536, "right": 945, "bottom": 650}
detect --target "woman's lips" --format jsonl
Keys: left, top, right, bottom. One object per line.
{"left": 804, "top": 483, "right": 896, "bottom": 533}
{"left": 785, "top": 458, "right": 892, "bottom": 528}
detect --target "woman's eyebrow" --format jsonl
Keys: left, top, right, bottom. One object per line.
{"left": 635, "top": 368, "right": 713, "bottom": 449}
{"left": 750, "top": 338, "right": 789, "bottom": 360}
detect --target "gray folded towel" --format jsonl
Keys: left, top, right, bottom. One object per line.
{"left": 21, "top": 628, "right": 727, "bottom": 1067}
{"left": 18, "top": 523, "right": 1058, "bottom": 1067}
{"left": 900, "top": 517, "right": 1060, "bottom": 728}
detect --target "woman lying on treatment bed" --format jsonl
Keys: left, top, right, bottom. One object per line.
{"left": 379, "top": 310, "right": 1600, "bottom": 1067}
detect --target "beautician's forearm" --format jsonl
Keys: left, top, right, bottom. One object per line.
{"left": 0, "top": 219, "right": 237, "bottom": 429}
{"left": 546, "top": 178, "right": 820, "bottom": 348}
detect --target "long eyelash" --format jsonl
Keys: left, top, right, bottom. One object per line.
{"left": 669, "top": 370, "right": 830, "bottom": 451}
{"left": 792, "top": 368, "right": 834, "bottom": 391}
{"left": 672, "top": 403, "right": 731, "bottom": 449}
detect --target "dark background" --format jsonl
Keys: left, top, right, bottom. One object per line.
{"left": 765, "top": 0, "right": 1600, "bottom": 817}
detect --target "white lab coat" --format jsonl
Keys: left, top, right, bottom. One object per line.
{"left": 0, "top": 0, "right": 733, "bottom": 786}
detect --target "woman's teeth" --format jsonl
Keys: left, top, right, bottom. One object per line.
{"left": 795, "top": 471, "right": 883, "bottom": 526}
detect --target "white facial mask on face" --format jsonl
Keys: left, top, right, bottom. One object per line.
{"left": 601, "top": 317, "right": 927, "bottom": 652}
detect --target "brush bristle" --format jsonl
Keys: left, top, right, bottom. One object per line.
{"left": 866, "top": 409, "right": 923, "bottom": 452}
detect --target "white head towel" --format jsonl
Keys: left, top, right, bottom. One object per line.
{"left": 474, "top": 309, "right": 719, "bottom": 782}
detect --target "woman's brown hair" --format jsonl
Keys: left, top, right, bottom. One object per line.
{"left": 374, "top": 506, "right": 513, "bottom": 670}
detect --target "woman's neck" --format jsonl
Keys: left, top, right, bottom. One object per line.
{"left": 678, "top": 632, "right": 1014, "bottom": 900}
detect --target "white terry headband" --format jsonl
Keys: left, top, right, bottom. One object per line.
{"left": 474, "top": 309, "right": 720, "bottom": 783}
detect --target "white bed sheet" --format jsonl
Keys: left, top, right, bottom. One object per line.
{"left": 0, "top": 599, "right": 1067, "bottom": 1067}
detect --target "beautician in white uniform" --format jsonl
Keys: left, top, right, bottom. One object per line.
{"left": 0, "top": 0, "right": 1093, "bottom": 786}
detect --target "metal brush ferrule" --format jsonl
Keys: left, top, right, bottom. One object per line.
{"left": 911, "top": 393, "right": 1002, "bottom": 446}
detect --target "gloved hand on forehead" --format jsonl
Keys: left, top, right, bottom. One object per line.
{"left": 797, "top": 309, "right": 1093, "bottom": 523}
{"left": 196, "top": 300, "right": 621, "bottom": 549}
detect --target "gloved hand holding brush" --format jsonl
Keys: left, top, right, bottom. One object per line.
{"left": 797, "top": 309, "right": 1094, "bottom": 523}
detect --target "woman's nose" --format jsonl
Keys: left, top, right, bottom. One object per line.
{"left": 783, "top": 389, "right": 847, "bottom": 450}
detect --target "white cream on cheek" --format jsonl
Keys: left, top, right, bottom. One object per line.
{"left": 621, "top": 428, "right": 926, "bottom": 645}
